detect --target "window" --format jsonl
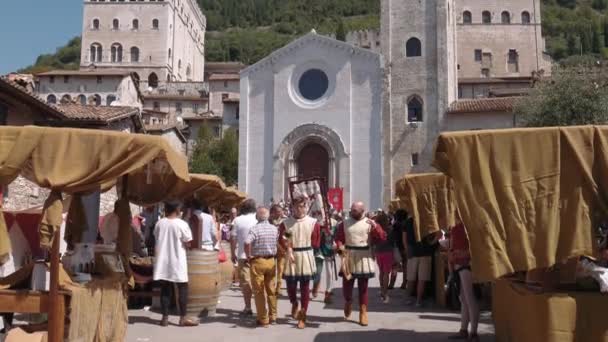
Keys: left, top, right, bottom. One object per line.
{"left": 176, "top": 102, "right": 182, "bottom": 113}
{"left": 481, "top": 68, "right": 490, "bottom": 78}
{"left": 130, "top": 46, "right": 140, "bottom": 62}
{"left": 148, "top": 73, "right": 159, "bottom": 88}
{"left": 113, "top": 18, "right": 119, "bottom": 30}
{"left": 508, "top": 49, "right": 519, "bottom": 72}
{"left": 522, "top": 11, "right": 531, "bottom": 24}
{"left": 186, "top": 65, "right": 191, "bottom": 79}
{"left": 236, "top": 105, "right": 240, "bottom": 120}
{"left": 47, "top": 94, "right": 56, "bottom": 104}
{"left": 178, "top": 89, "right": 185, "bottom": 96}
{"left": 106, "top": 95, "right": 117, "bottom": 105}
{"left": 153, "top": 101, "right": 160, "bottom": 110}
{"left": 193, "top": 103, "right": 199, "bottom": 113}
{"left": 96, "top": 75, "right": 102, "bottom": 84}
{"left": 501, "top": 11, "right": 511, "bottom": 24}
{"left": 224, "top": 81, "right": 228, "bottom": 88}
{"left": 111, "top": 43, "right": 123, "bottom": 63}
{"left": 49, "top": 76, "right": 55, "bottom": 84}
{"left": 482, "top": 11, "right": 491, "bottom": 24}
{"left": 178, "top": 59, "right": 182, "bottom": 70}
{"left": 78, "top": 94, "right": 87, "bottom": 105}
{"left": 60, "top": 94, "right": 72, "bottom": 104}
{"left": 463, "top": 11, "right": 472, "bottom": 24}
{"left": 92, "top": 19, "right": 100, "bottom": 30}
{"left": 90, "top": 43, "right": 102, "bottom": 63}
{"left": 297, "top": 69, "right": 329, "bottom": 101}
{"left": 474, "top": 49, "right": 482, "bottom": 61}
{"left": 407, "top": 96, "right": 423, "bottom": 122}
{"left": 406, "top": 38, "right": 422, "bottom": 57}
{"left": 63, "top": 76, "right": 69, "bottom": 83}
{"left": 411, "top": 153, "right": 419, "bottom": 166}
{"left": 168, "top": 48, "right": 172, "bottom": 59}
{"left": 132, "top": 19, "right": 139, "bottom": 30}
{"left": 213, "top": 126, "right": 221, "bottom": 137}
{"left": 92, "top": 94, "right": 102, "bottom": 106}
{"left": 152, "top": 19, "right": 159, "bottom": 29}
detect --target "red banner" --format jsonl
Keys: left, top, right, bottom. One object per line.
{"left": 327, "top": 188, "right": 344, "bottom": 212}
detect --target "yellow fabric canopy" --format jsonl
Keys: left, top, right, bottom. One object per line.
{"left": 204, "top": 186, "right": 247, "bottom": 210}
{"left": 394, "top": 173, "right": 456, "bottom": 241}
{"left": 432, "top": 126, "right": 605, "bottom": 282}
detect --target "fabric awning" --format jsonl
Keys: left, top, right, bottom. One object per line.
{"left": 432, "top": 126, "right": 605, "bottom": 282}
{"left": 394, "top": 173, "right": 456, "bottom": 241}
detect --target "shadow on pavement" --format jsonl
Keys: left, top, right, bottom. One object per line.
{"left": 419, "top": 314, "right": 493, "bottom": 325}
{"left": 313, "top": 329, "right": 495, "bottom": 342}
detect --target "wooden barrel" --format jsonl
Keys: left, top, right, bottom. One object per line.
{"left": 187, "top": 250, "right": 220, "bottom": 317}
{"left": 219, "top": 241, "right": 234, "bottom": 291}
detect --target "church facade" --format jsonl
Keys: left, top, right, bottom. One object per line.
{"left": 241, "top": 0, "right": 551, "bottom": 209}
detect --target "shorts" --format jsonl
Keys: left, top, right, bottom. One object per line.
{"left": 238, "top": 259, "right": 252, "bottom": 289}
{"left": 375, "top": 252, "right": 394, "bottom": 274}
{"left": 406, "top": 256, "right": 432, "bottom": 282}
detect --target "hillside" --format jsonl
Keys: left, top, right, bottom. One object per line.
{"left": 17, "top": 0, "right": 608, "bottom": 73}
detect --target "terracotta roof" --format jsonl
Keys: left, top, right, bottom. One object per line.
{"left": 447, "top": 97, "right": 519, "bottom": 114}
{"left": 145, "top": 123, "right": 187, "bottom": 143}
{"left": 56, "top": 104, "right": 140, "bottom": 123}
{"left": 205, "top": 62, "right": 246, "bottom": 72}
{"left": 36, "top": 69, "right": 132, "bottom": 76}
{"left": 0, "top": 76, "right": 64, "bottom": 119}
{"left": 222, "top": 96, "right": 240, "bottom": 104}
{"left": 143, "top": 95, "right": 209, "bottom": 101}
{"left": 142, "top": 109, "right": 169, "bottom": 115}
{"left": 209, "top": 73, "right": 240, "bottom": 81}
{"left": 182, "top": 112, "right": 222, "bottom": 121}
{"left": 458, "top": 77, "right": 532, "bottom": 85}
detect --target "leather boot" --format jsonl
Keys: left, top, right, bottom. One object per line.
{"left": 297, "top": 310, "right": 306, "bottom": 329}
{"left": 343, "top": 301, "right": 352, "bottom": 319}
{"left": 291, "top": 303, "right": 299, "bottom": 319}
{"left": 359, "top": 304, "right": 368, "bottom": 326}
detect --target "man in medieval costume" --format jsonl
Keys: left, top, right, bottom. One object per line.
{"left": 278, "top": 196, "right": 321, "bottom": 329}
{"left": 335, "top": 201, "right": 386, "bottom": 326}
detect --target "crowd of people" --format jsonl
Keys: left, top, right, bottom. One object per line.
{"left": 127, "top": 196, "right": 481, "bottom": 341}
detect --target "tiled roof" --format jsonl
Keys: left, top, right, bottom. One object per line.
{"left": 0, "top": 76, "right": 64, "bottom": 119}
{"left": 209, "top": 73, "right": 240, "bottom": 81}
{"left": 142, "top": 109, "right": 169, "bottom": 115}
{"left": 447, "top": 97, "right": 519, "bottom": 114}
{"left": 145, "top": 123, "right": 187, "bottom": 143}
{"left": 222, "top": 95, "right": 240, "bottom": 104}
{"left": 143, "top": 94, "right": 209, "bottom": 101}
{"left": 205, "top": 62, "right": 246, "bottom": 72}
{"left": 36, "top": 69, "right": 132, "bottom": 76}
{"left": 56, "top": 104, "right": 140, "bottom": 123}
{"left": 182, "top": 112, "right": 222, "bottom": 121}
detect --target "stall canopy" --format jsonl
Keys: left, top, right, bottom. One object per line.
{"left": 0, "top": 125, "right": 190, "bottom": 257}
{"left": 394, "top": 173, "right": 456, "bottom": 241}
{"left": 432, "top": 126, "right": 608, "bottom": 282}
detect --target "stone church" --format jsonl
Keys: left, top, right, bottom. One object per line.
{"left": 239, "top": 0, "right": 552, "bottom": 209}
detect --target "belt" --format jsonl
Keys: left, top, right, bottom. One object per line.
{"left": 293, "top": 247, "right": 313, "bottom": 252}
{"left": 252, "top": 255, "right": 276, "bottom": 260}
{"left": 346, "top": 245, "right": 370, "bottom": 250}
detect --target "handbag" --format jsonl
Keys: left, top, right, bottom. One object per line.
{"left": 217, "top": 249, "right": 227, "bottom": 263}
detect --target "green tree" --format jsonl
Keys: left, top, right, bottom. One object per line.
{"left": 567, "top": 34, "right": 579, "bottom": 55}
{"left": 593, "top": 28, "right": 603, "bottom": 53}
{"left": 514, "top": 66, "right": 608, "bottom": 127}
{"left": 336, "top": 19, "right": 347, "bottom": 41}
{"left": 189, "top": 124, "right": 239, "bottom": 186}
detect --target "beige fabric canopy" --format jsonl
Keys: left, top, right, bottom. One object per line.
{"left": 432, "top": 126, "right": 606, "bottom": 282}
{"left": 394, "top": 173, "right": 456, "bottom": 241}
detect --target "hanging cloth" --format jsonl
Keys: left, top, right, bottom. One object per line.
{"left": 39, "top": 191, "right": 63, "bottom": 250}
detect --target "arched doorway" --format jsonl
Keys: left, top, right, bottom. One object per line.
{"left": 296, "top": 143, "right": 329, "bottom": 186}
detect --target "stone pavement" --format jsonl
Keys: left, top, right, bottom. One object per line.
{"left": 126, "top": 275, "right": 495, "bottom": 342}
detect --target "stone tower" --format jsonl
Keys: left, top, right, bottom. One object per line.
{"left": 80, "top": 0, "right": 206, "bottom": 86}
{"left": 381, "top": 0, "right": 458, "bottom": 203}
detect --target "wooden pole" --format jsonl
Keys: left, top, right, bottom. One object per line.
{"left": 47, "top": 229, "right": 65, "bottom": 342}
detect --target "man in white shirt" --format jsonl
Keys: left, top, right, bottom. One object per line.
{"left": 192, "top": 199, "right": 217, "bottom": 251}
{"left": 230, "top": 199, "right": 258, "bottom": 316}
{"left": 153, "top": 201, "right": 199, "bottom": 327}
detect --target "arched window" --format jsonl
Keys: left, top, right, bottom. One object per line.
{"left": 152, "top": 19, "right": 159, "bottom": 29}
{"left": 167, "top": 74, "right": 171, "bottom": 82}
{"left": 111, "top": 43, "right": 123, "bottom": 63}
{"left": 60, "top": 94, "right": 72, "bottom": 104}
{"left": 89, "top": 94, "right": 102, "bottom": 106}
{"left": 407, "top": 96, "right": 423, "bottom": 122}
{"left": 186, "top": 65, "right": 191, "bottom": 78}
{"left": 501, "top": 11, "right": 511, "bottom": 24}
{"left": 46, "top": 94, "right": 57, "bottom": 104}
{"left": 148, "top": 73, "right": 159, "bottom": 88}
{"left": 113, "top": 18, "right": 119, "bottom": 30}
{"left": 132, "top": 19, "right": 139, "bottom": 30}
{"left": 168, "top": 48, "right": 172, "bottom": 59}
{"left": 178, "top": 59, "right": 182, "bottom": 70}
{"left": 78, "top": 94, "right": 87, "bottom": 105}
{"left": 90, "top": 43, "right": 102, "bottom": 63}
{"left": 92, "top": 19, "right": 100, "bottom": 30}
{"left": 107, "top": 95, "right": 117, "bottom": 105}
{"left": 130, "top": 47, "right": 140, "bottom": 62}
{"left": 463, "top": 11, "right": 472, "bottom": 24}
{"left": 406, "top": 38, "right": 422, "bottom": 57}
{"left": 521, "top": 11, "right": 531, "bottom": 24}
{"left": 482, "top": 11, "right": 492, "bottom": 24}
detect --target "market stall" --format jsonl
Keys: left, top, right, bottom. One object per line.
{"left": 433, "top": 126, "right": 608, "bottom": 341}
{"left": 394, "top": 173, "right": 456, "bottom": 308}
{"left": 0, "top": 125, "right": 190, "bottom": 342}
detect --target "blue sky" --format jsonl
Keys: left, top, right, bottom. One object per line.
{"left": 0, "top": 1, "right": 83, "bottom": 74}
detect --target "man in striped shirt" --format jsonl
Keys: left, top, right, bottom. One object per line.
{"left": 244, "top": 207, "right": 279, "bottom": 327}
